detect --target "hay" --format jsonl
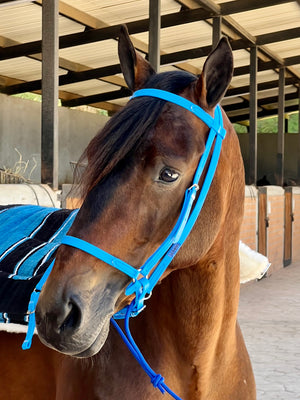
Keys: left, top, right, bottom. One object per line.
{"left": 1, "top": 148, "right": 37, "bottom": 183}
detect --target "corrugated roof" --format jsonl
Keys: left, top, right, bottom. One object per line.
{"left": 0, "top": 0, "right": 299, "bottom": 122}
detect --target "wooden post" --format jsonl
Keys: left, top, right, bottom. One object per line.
{"left": 284, "top": 187, "right": 293, "bottom": 267}
{"left": 248, "top": 45, "right": 257, "bottom": 185}
{"left": 258, "top": 187, "right": 268, "bottom": 256}
{"left": 276, "top": 67, "right": 285, "bottom": 186}
{"left": 149, "top": 0, "right": 161, "bottom": 72}
{"left": 298, "top": 88, "right": 300, "bottom": 185}
{"left": 41, "top": 0, "right": 59, "bottom": 189}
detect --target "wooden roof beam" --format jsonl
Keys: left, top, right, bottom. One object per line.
{"left": 229, "top": 103, "right": 299, "bottom": 123}
{"left": 179, "top": 0, "right": 294, "bottom": 15}
{"left": 61, "top": 88, "right": 131, "bottom": 108}
{"left": 234, "top": 55, "right": 300, "bottom": 77}
{"left": 223, "top": 91, "right": 299, "bottom": 113}
{"left": 4, "top": 3, "right": 200, "bottom": 78}
{"left": 220, "top": 0, "right": 295, "bottom": 15}
{"left": 181, "top": 0, "right": 300, "bottom": 83}
{"left": 2, "top": 64, "right": 121, "bottom": 95}
{"left": 256, "top": 27, "right": 300, "bottom": 46}
{"left": 57, "top": 76, "right": 299, "bottom": 108}
{"left": 0, "top": 8, "right": 214, "bottom": 61}
{"left": 4, "top": 49, "right": 300, "bottom": 96}
{"left": 0, "top": 38, "right": 249, "bottom": 95}
{"left": 1, "top": 0, "right": 296, "bottom": 61}
{"left": 226, "top": 77, "right": 298, "bottom": 97}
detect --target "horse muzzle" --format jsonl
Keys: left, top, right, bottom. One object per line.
{"left": 35, "top": 269, "right": 129, "bottom": 358}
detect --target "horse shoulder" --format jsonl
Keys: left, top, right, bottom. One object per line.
{"left": 0, "top": 332, "right": 60, "bottom": 400}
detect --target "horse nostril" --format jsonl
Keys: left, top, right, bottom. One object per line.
{"left": 59, "top": 300, "right": 81, "bottom": 333}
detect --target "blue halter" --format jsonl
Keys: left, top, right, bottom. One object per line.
{"left": 22, "top": 88, "right": 226, "bottom": 399}
{"left": 60, "top": 89, "right": 225, "bottom": 319}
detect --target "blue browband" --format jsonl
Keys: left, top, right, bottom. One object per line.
{"left": 23, "top": 88, "right": 226, "bottom": 399}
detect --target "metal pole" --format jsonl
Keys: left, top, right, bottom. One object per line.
{"left": 41, "top": 0, "right": 59, "bottom": 189}
{"left": 149, "top": 0, "right": 161, "bottom": 72}
{"left": 248, "top": 45, "right": 257, "bottom": 185}
{"left": 276, "top": 67, "right": 285, "bottom": 186}
{"left": 212, "top": 16, "right": 222, "bottom": 49}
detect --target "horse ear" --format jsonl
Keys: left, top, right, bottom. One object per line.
{"left": 196, "top": 37, "right": 233, "bottom": 109}
{"left": 118, "top": 25, "right": 155, "bottom": 92}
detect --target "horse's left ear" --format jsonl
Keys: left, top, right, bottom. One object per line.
{"left": 196, "top": 37, "right": 233, "bottom": 109}
{"left": 118, "top": 25, "right": 156, "bottom": 91}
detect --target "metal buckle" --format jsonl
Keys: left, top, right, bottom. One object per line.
{"left": 188, "top": 183, "right": 199, "bottom": 191}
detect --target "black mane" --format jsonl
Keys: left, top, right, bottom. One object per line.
{"left": 76, "top": 70, "right": 196, "bottom": 198}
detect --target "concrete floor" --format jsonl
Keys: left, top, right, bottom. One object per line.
{"left": 238, "top": 263, "right": 300, "bottom": 400}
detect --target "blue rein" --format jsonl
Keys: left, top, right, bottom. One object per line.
{"left": 22, "top": 88, "right": 226, "bottom": 399}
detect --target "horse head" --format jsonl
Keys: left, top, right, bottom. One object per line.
{"left": 36, "top": 26, "right": 243, "bottom": 359}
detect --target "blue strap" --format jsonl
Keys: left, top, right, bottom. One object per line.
{"left": 132, "top": 88, "right": 215, "bottom": 129}
{"left": 136, "top": 124, "right": 216, "bottom": 281}
{"left": 111, "top": 301, "right": 182, "bottom": 399}
{"left": 122, "top": 105, "right": 220, "bottom": 302}
{"left": 178, "top": 107, "right": 224, "bottom": 246}
{"left": 117, "top": 104, "right": 225, "bottom": 318}
{"left": 60, "top": 236, "right": 140, "bottom": 280}
{"left": 22, "top": 259, "right": 55, "bottom": 349}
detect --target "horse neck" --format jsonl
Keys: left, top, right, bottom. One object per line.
{"left": 138, "top": 232, "right": 241, "bottom": 362}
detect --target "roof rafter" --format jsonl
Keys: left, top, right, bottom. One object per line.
{"left": 0, "top": 8, "right": 213, "bottom": 61}
{"left": 0, "top": 0, "right": 299, "bottom": 119}
{"left": 229, "top": 103, "right": 299, "bottom": 123}
{"left": 223, "top": 91, "right": 299, "bottom": 113}
{"left": 226, "top": 77, "right": 297, "bottom": 98}
{"left": 220, "top": 0, "right": 295, "bottom": 15}
{"left": 234, "top": 55, "right": 300, "bottom": 77}
{"left": 178, "top": 0, "right": 294, "bottom": 15}
{"left": 184, "top": 0, "right": 300, "bottom": 82}
{"left": 4, "top": 50, "right": 299, "bottom": 96}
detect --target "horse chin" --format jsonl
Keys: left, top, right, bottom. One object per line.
{"left": 72, "top": 317, "right": 111, "bottom": 358}
{"left": 37, "top": 311, "right": 112, "bottom": 359}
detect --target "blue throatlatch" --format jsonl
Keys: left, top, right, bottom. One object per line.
{"left": 22, "top": 88, "right": 226, "bottom": 400}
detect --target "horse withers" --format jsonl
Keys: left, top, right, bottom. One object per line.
{"left": 0, "top": 27, "right": 255, "bottom": 399}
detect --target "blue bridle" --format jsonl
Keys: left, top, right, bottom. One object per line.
{"left": 22, "top": 88, "right": 226, "bottom": 399}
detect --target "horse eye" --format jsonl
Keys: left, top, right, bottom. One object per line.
{"left": 159, "top": 167, "right": 179, "bottom": 183}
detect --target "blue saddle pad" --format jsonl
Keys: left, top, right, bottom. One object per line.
{"left": 0, "top": 204, "right": 78, "bottom": 326}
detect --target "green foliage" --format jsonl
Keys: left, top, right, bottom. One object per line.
{"left": 233, "top": 123, "right": 248, "bottom": 133}
{"left": 288, "top": 112, "right": 299, "bottom": 133}
{"left": 13, "top": 92, "right": 42, "bottom": 102}
{"left": 233, "top": 124, "right": 247, "bottom": 133}
{"left": 234, "top": 112, "right": 299, "bottom": 134}
{"left": 257, "top": 117, "right": 278, "bottom": 133}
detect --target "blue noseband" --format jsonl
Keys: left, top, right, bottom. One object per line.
{"left": 23, "top": 88, "right": 226, "bottom": 399}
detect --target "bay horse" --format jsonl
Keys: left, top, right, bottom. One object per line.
{"left": 0, "top": 27, "right": 255, "bottom": 399}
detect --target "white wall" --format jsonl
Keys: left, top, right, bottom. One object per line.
{"left": 0, "top": 93, "right": 109, "bottom": 185}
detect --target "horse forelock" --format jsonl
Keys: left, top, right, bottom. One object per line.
{"left": 75, "top": 71, "right": 197, "bottom": 199}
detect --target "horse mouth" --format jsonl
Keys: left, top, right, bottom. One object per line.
{"left": 71, "top": 313, "right": 113, "bottom": 358}
{"left": 37, "top": 311, "right": 113, "bottom": 358}
{"left": 36, "top": 293, "right": 116, "bottom": 358}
